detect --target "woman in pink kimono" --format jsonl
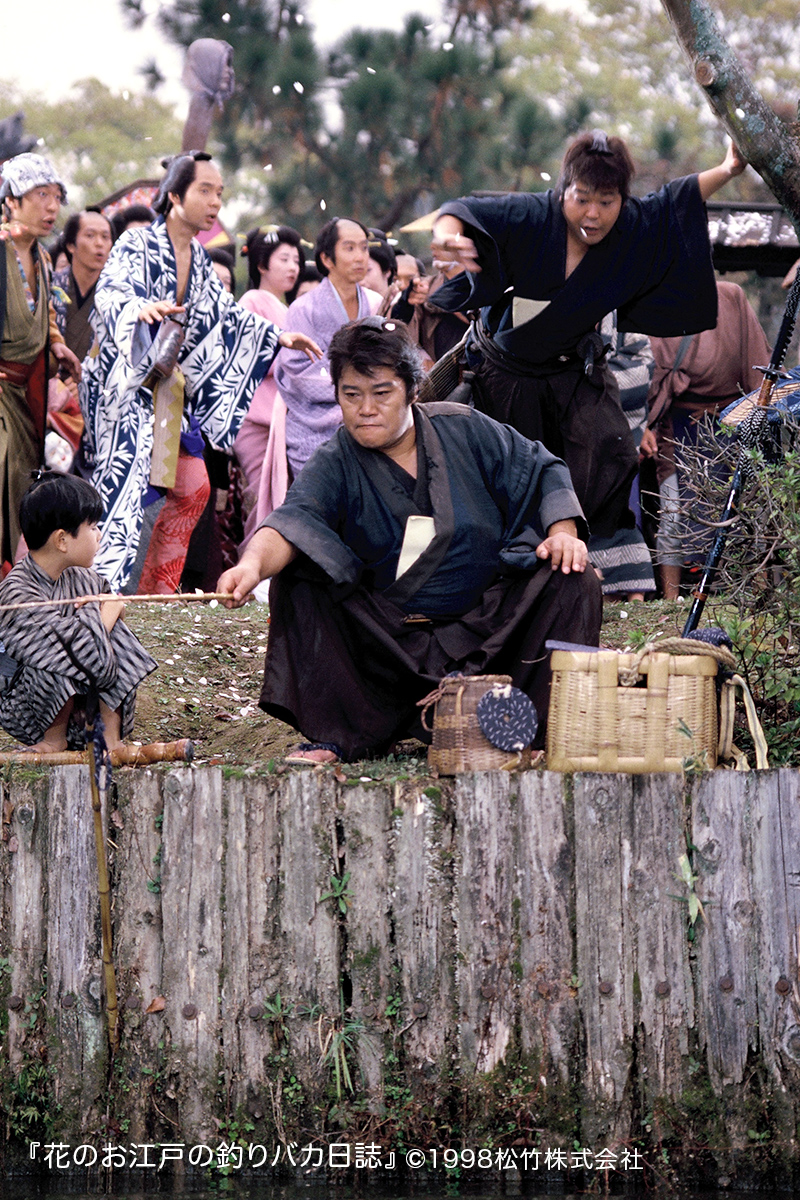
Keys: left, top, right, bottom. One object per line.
{"left": 235, "top": 226, "right": 304, "bottom": 539}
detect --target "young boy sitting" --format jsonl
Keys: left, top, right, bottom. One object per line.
{"left": 0, "top": 474, "right": 157, "bottom": 753}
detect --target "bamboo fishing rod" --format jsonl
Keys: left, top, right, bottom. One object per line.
{"left": 0, "top": 739, "right": 194, "bottom": 766}
{"left": 86, "top": 720, "right": 119, "bottom": 1052}
{"left": 682, "top": 268, "right": 800, "bottom": 637}
{"left": 0, "top": 591, "right": 236, "bottom": 613}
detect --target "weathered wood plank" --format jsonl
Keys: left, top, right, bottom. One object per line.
{"left": 279, "top": 772, "right": 340, "bottom": 1110}
{"left": 455, "top": 772, "right": 516, "bottom": 1071}
{"left": 691, "top": 771, "right": 758, "bottom": 1089}
{"left": 573, "top": 773, "right": 635, "bottom": 1146}
{"left": 159, "top": 768, "right": 224, "bottom": 1142}
{"left": 749, "top": 769, "right": 800, "bottom": 1136}
{"left": 221, "top": 777, "right": 282, "bottom": 1122}
{"left": 3, "top": 774, "right": 49, "bottom": 1076}
{"left": 45, "top": 766, "right": 107, "bottom": 1134}
{"left": 340, "top": 783, "right": 392, "bottom": 1103}
{"left": 516, "top": 772, "right": 575, "bottom": 1081}
{"left": 391, "top": 780, "right": 457, "bottom": 1078}
{"left": 628, "top": 774, "right": 694, "bottom": 1104}
{"left": 112, "top": 769, "right": 165, "bottom": 1141}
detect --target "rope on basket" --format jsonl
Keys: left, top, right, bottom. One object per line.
{"left": 417, "top": 673, "right": 467, "bottom": 732}
{"left": 617, "top": 637, "right": 736, "bottom": 687}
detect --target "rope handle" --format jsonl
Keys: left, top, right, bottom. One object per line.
{"left": 417, "top": 681, "right": 449, "bottom": 732}
{"left": 617, "top": 637, "right": 736, "bottom": 687}
{"left": 417, "top": 673, "right": 472, "bottom": 732}
{"left": 455, "top": 684, "right": 466, "bottom": 760}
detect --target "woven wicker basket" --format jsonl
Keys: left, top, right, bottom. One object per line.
{"left": 426, "top": 674, "right": 532, "bottom": 774}
{"left": 546, "top": 649, "right": 718, "bottom": 772}
{"left": 720, "top": 375, "right": 800, "bottom": 427}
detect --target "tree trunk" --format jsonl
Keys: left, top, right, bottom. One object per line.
{"left": 660, "top": 0, "right": 800, "bottom": 228}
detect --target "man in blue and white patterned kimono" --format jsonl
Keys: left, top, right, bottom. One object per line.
{"left": 80, "top": 152, "right": 319, "bottom": 591}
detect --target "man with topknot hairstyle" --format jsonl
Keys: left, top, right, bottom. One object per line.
{"left": 431, "top": 132, "right": 745, "bottom": 595}
{"left": 80, "top": 152, "right": 319, "bottom": 593}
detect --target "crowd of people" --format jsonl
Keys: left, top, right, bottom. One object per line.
{"left": 0, "top": 131, "right": 770, "bottom": 761}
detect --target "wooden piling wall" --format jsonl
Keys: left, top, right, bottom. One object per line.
{"left": 1, "top": 765, "right": 800, "bottom": 1188}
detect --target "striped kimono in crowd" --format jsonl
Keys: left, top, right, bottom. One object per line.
{"left": 586, "top": 311, "right": 657, "bottom": 596}
{"left": 0, "top": 555, "right": 156, "bottom": 745}
{"left": 80, "top": 219, "right": 281, "bottom": 591}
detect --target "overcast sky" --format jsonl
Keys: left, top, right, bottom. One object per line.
{"left": 1, "top": 0, "right": 441, "bottom": 116}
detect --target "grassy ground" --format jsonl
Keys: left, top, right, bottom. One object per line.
{"left": 0, "top": 594, "right": 697, "bottom": 766}
{"left": 114, "top": 599, "right": 295, "bottom": 766}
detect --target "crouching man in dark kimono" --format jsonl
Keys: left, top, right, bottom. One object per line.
{"left": 429, "top": 131, "right": 746, "bottom": 595}
{"left": 218, "top": 317, "right": 602, "bottom": 763}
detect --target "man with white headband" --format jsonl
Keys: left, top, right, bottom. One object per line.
{"left": 0, "top": 153, "right": 81, "bottom": 569}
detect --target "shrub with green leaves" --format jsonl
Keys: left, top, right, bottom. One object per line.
{"left": 676, "top": 414, "right": 800, "bottom": 764}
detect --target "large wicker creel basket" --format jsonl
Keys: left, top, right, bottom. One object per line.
{"left": 546, "top": 649, "right": 719, "bottom": 772}
{"left": 425, "top": 674, "right": 532, "bottom": 774}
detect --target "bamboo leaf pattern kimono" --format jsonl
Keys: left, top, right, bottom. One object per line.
{"left": 80, "top": 219, "right": 281, "bottom": 589}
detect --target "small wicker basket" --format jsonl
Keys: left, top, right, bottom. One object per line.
{"left": 546, "top": 649, "right": 719, "bottom": 772}
{"left": 423, "top": 674, "right": 532, "bottom": 774}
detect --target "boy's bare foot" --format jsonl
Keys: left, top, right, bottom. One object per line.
{"left": 98, "top": 702, "right": 124, "bottom": 753}
{"left": 24, "top": 698, "right": 74, "bottom": 753}
{"left": 20, "top": 738, "right": 69, "bottom": 754}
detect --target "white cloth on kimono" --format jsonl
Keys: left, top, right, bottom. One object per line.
{"left": 273, "top": 277, "right": 381, "bottom": 476}
{"left": 80, "top": 219, "right": 281, "bottom": 589}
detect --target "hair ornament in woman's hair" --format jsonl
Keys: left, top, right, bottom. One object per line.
{"left": 360, "top": 315, "right": 396, "bottom": 333}
{"left": 589, "top": 129, "right": 612, "bottom": 155}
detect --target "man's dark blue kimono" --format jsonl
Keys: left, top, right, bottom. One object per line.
{"left": 257, "top": 402, "right": 602, "bottom": 760}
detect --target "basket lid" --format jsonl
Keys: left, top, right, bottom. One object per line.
{"left": 477, "top": 684, "right": 538, "bottom": 752}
